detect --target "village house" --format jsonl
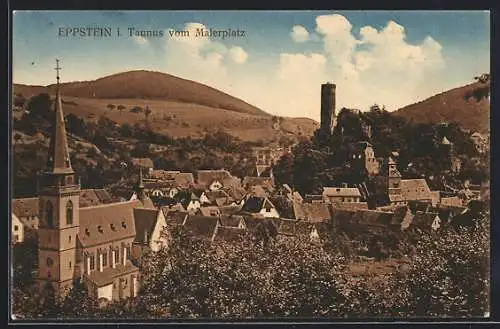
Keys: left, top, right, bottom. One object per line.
{"left": 242, "top": 176, "right": 275, "bottom": 193}
{"left": 197, "top": 169, "right": 241, "bottom": 191}
{"left": 293, "top": 202, "right": 331, "bottom": 223}
{"left": 12, "top": 213, "right": 24, "bottom": 244}
{"left": 241, "top": 196, "right": 280, "bottom": 219}
{"left": 197, "top": 206, "right": 222, "bottom": 217}
{"left": 322, "top": 186, "right": 363, "bottom": 203}
{"left": 132, "top": 207, "right": 168, "bottom": 255}
{"left": 11, "top": 197, "right": 40, "bottom": 229}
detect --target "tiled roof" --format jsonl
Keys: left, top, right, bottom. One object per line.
{"left": 412, "top": 211, "right": 439, "bottom": 229}
{"left": 219, "top": 204, "right": 243, "bottom": 216}
{"left": 140, "top": 197, "right": 156, "bottom": 209}
{"left": 350, "top": 210, "right": 394, "bottom": 227}
{"left": 323, "top": 187, "right": 361, "bottom": 197}
{"left": 198, "top": 206, "right": 221, "bottom": 217}
{"left": 400, "top": 179, "right": 432, "bottom": 201}
{"left": 243, "top": 176, "right": 274, "bottom": 189}
{"left": 94, "top": 189, "right": 113, "bottom": 203}
{"left": 278, "top": 218, "right": 299, "bottom": 236}
{"left": 249, "top": 185, "right": 267, "bottom": 198}
{"left": 79, "top": 189, "right": 101, "bottom": 208}
{"left": 133, "top": 208, "right": 160, "bottom": 243}
{"left": 330, "top": 201, "right": 369, "bottom": 210}
{"left": 150, "top": 170, "right": 180, "bottom": 181}
{"left": 86, "top": 261, "right": 139, "bottom": 287}
{"left": 330, "top": 208, "right": 357, "bottom": 227}
{"left": 205, "top": 190, "right": 231, "bottom": 204}
{"left": 163, "top": 210, "right": 188, "bottom": 226}
{"left": 304, "top": 194, "right": 323, "bottom": 203}
{"left": 219, "top": 215, "right": 245, "bottom": 228}
{"left": 175, "top": 173, "right": 195, "bottom": 188}
{"left": 241, "top": 196, "right": 276, "bottom": 214}
{"left": 197, "top": 170, "right": 233, "bottom": 187}
{"left": 78, "top": 200, "right": 141, "bottom": 247}
{"left": 182, "top": 215, "right": 219, "bottom": 240}
{"left": 12, "top": 197, "right": 39, "bottom": 218}
{"left": 131, "top": 158, "right": 154, "bottom": 168}
{"left": 223, "top": 186, "right": 247, "bottom": 201}
{"left": 293, "top": 202, "right": 331, "bottom": 223}
{"left": 213, "top": 227, "right": 246, "bottom": 243}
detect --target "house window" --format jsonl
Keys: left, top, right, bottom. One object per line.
{"left": 46, "top": 201, "right": 54, "bottom": 228}
{"left": 114, "top": 249, "right": 120, "bottom": 264}
{"left": 69, "top": 261, "right": 72, "bottom": 269}
{"left": 68, "top": 235, "right": 72, "bottom": 243}
{"left": 46, "top": 257, "right": 54, "bottom": 267}
{"left": 14, "top": 225, "right": 18, "bottom": 231}
{"left": 14, "top": 235, "right": 19, "bottom": 242}
{"left": 89, "top": 254, "right": 95, "bottom": 271}
{"left": 102, "top": 250, "right": 108, "bottom": 267}
{"left": 66, "top": 200, "right": 73, "bottom": 225}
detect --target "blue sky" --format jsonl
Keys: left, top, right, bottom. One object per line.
{"left": 12, "top": 11, "right": 490, "bottom": 120}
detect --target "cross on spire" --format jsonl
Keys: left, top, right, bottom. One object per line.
{"left": 55, "top": 59, "right": 61, "bottom": 84}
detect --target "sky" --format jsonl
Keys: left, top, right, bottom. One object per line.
{"left": 12, "top": 11, "right": 490, "bottom": 121}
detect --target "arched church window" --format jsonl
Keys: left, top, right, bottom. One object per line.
{"left": 46, "top": 201, "right": 54, "bottom": 228}
{"left": 66, "top": 200, "right": 73, "bottom": 225}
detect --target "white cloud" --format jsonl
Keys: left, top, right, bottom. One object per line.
{"left": 160, "top": 17, "right": 446, "bottom": 122}
{"left": 272, "top": 14, "right": 446, "bottom": 118}
{"left": 229, "top": 46, "right": 248, "bottom": 64}
{"left": 134, "top": 36, "right": 148, "bottom": 45}
{"left": 291, "top": 25, "right": 310, "bottom": 43}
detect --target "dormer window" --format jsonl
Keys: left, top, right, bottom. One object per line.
{"left": 85, "top": 228, "right": 90, "bottom": 236}
{"left": 98, "top": 226, "right": 103, "bottom": 233}
{"left": 110, "top": 223, "right": 116, "bottom": 231}
{"left": 122, "top": 221, "right": 127, "bottom": 228}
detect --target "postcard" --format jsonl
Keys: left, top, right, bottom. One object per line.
{"left": 10, "top": 10, "right": 490, "bottom": 321}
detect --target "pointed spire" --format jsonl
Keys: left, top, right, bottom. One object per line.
{"left": 46, "top": 59, "right": 73, "bottom": 174}
{"left": 137, "top": 167, "right": 147, "bottom": 201}
{"left": 138, "top": 166, "right": 144, "bottom": 189}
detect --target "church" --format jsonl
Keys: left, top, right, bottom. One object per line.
{"left": 35, "top": 60, "right": 161, "bottom": 302}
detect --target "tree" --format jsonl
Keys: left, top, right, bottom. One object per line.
{"left": 107, "top": 104, "right": 116, "bottom": 111}
{"left": 144, "top": 106, "right": 152, "bottom": 121}
{"left": 117, "top": 104, "right": 126, "bottom": 115}
{"left": 26, "top": 93, "right": 53, "bottom": 122}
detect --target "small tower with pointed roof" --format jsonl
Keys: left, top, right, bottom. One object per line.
{"left": 37, "top": 59, "right": 80, "bottom": 296}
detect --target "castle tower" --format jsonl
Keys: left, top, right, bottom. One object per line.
{"left": 37, "top": 59, "right": 80, "bottom": 296}
{"left": 320, "top": 83, "right": 337, "bottom": 134}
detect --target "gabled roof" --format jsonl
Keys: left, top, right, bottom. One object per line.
{"left": 205, "top": 190, "right": 231, "bottom": 203}
{"left": 197, "top": 169, "right": 233, "bottom": 187}
{"left": 323, "top": 187, "right": 361, "bottom": 197}
{"left": 150, "top": 170, "right": 180, "bottom": 181}
{"left": 78, "top": 200, "right": 141, "bottom": 247}
{"left": 79, "top": 189, "right": 101, "bottom": 208}
{"left": 182, "top": 215, "right": 219, "bottom": 240}
{"left": 133, "top": 208, "right": 160, "bottom": 243}
{"left": 401, "top": 179, "right": 432, "bottom": 201}
{"left": 412, "top": 211, "right": 439, "bottom": 229}
{"left": 243, "top": 176, "right": 274, "bottom": 189}
{"left": 94, "top": 189, "right": 113, "bottom": 203}
{"left": 163, "top": 210, "right": 188, "bottom": 226}
{"left": 198, "top": 206, "right": 221, "bottom": 217}
{"left": 219, "top": 204, "right": 243, "bottom": 216}
{"left": 278, "top": 218, "right": 299, "bottom": 236}
{"left": 241, "top": 197, "right": 276, "bottom": 214}
{"left": 213, "top": 227, "right": 246, "bottom": 243}
{"left": 175, "top": 173, "right": 195, "bottom": 188}
{"left": 219, "top": 215, "right": 245, "bottom": 228}
{"left": 223, "top": 186, "right": 247, "bottom": 201}
{"left": 350, "top": 210, "right": 394, "bottom": 228}
{"left": 12, "top": 197, "right": 39, "bottom": 218}
{"left": 140, "top": 197, "right": 156, "bottom": 210}
{"left": 249, "top": 185, "right": 267, "bottom": 198}
{"left": 293, "top": 202, "right": 331, "bottom": 223}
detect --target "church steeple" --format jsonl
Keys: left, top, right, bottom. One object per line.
{"left": 46, "top": 59, "right": 73, "bottom": 174}
{"left": 137, "top": 167, "right": 147, "bottom": 201}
